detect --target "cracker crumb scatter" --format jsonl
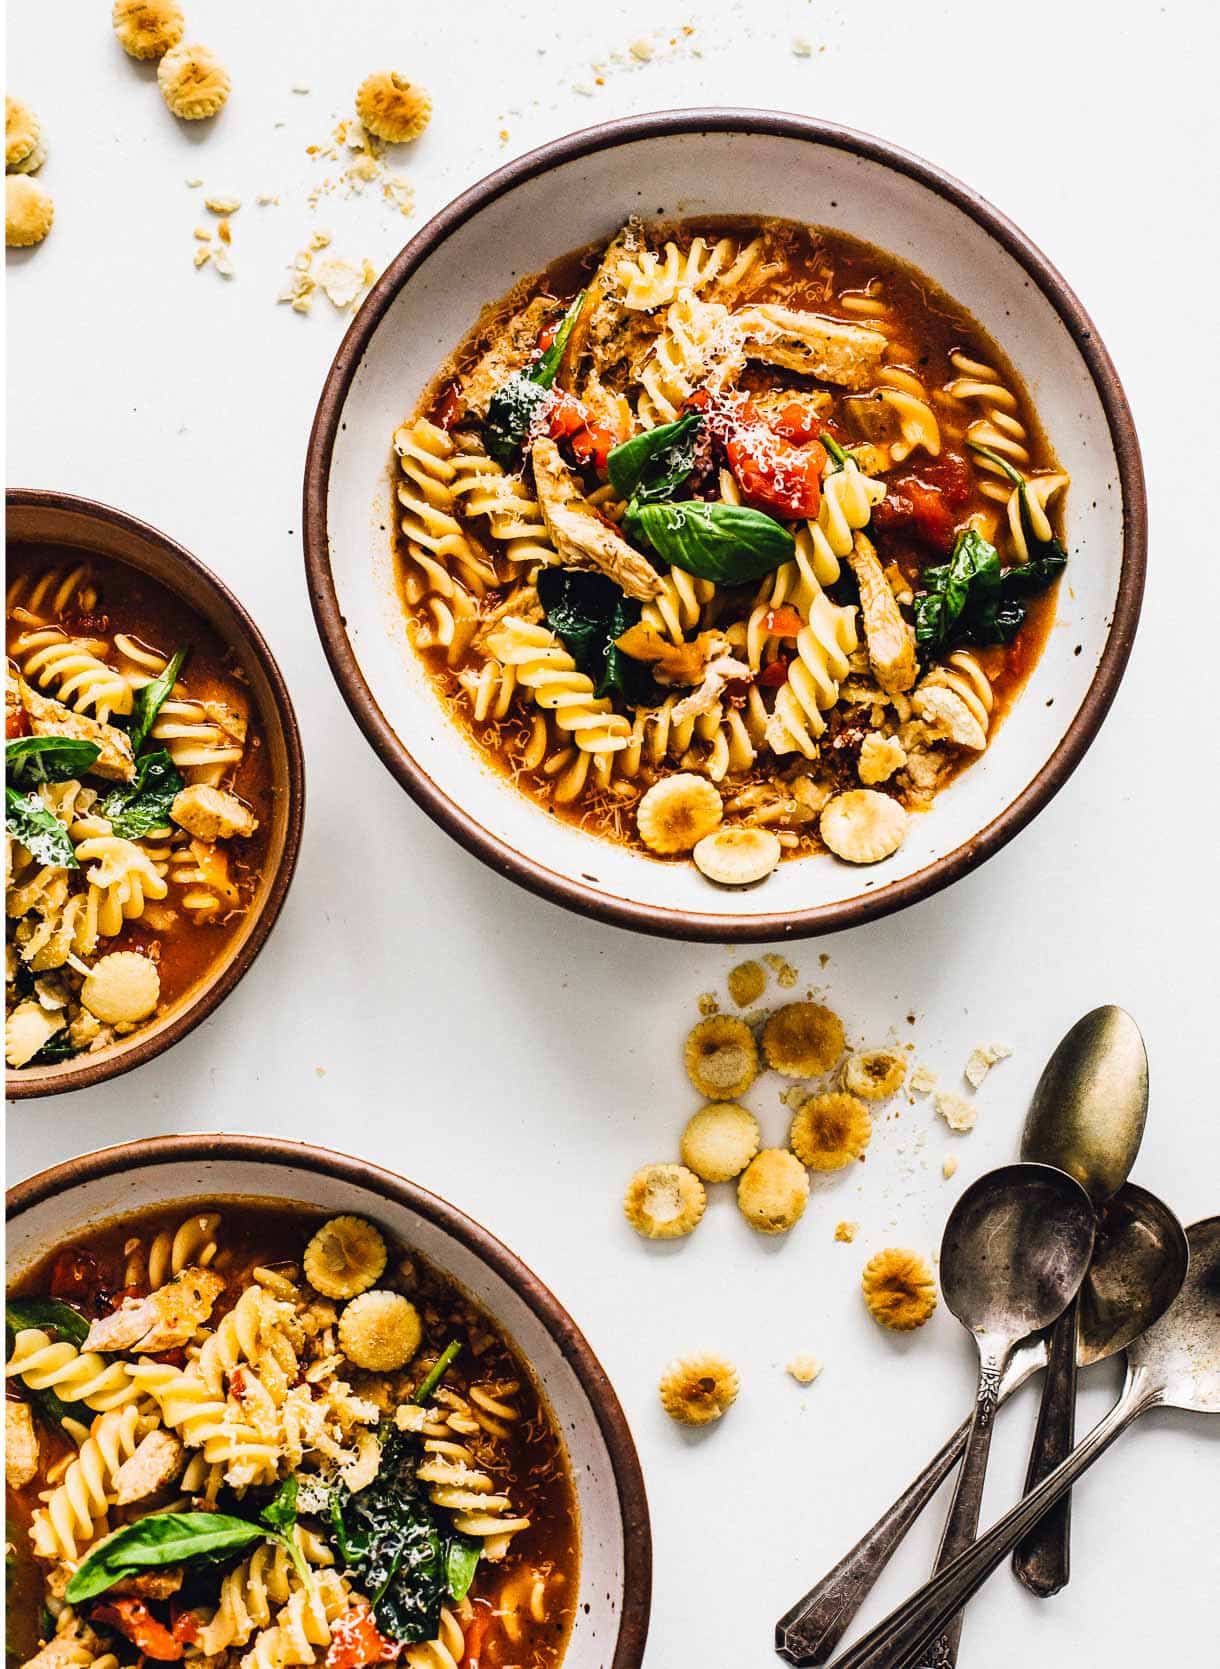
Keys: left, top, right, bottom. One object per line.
{"left": 338, "top": 1290, "right": 422, "bottom": 1371}
{"left": 964, "top": 1042, "right": 1012, "bottom": 1089}
{"left": 834, "top": 1220, "right": 858, "bottom": 1243}
{"left": 355, "top": 72, "right": 432, "bottom": 144}
{"left": 727, "top": 959, "right": 766, "bottom": 1008}
{"left": 909, "top": 1063, "right": 938, "bottom": 1096}
{"left": 697, "top": 992, "right": 718, "bottom": 1017}
{"left": 792, "top": 36, "right": 814, "bottom": 57}
{"left": 684, "top": 1015, "right": 758, "bottom": 1100}
{"left": 681, "top": 1103, "right": 760, "bottom": 1183}
{"left": 942, "top": 1155, "right": 959, "bottom": 1180}
{"left": 158, "top": 43, "right": 231, "bottom": 120}
{"left": 790, "top": 1092, "right": 871, "bottom": 1170}
{"left": 6, "top": 175, "right": 54, "bottom": 246}
{"left": 203, "top": 194, "right": 240, "bottom": 214}
{"left": 763, "top": 953, "right": 798, "bottom": 988}
{"left": 6, "top": 97, "right": 40, "bottom": 170}
{"left": 821, "top": 789, "right": 908, "bottom": 864}
{"left": 843, "top": 1049, "right": 907, "bottom": 1102}
{"left": 763, "top": 1001, "right": 845, "bottom": 1077}
{"left": 624, "top": 1164, "right": 706, "bottom": 1239}
{"left": 737, "top": 1149, "right": 809, "bottom": 1235}
{"left": 858, "top": 732, "right": 908, "bottom": 786}
{"left": 112, "top": 0, "right": 184, "bottom": 60}
{"left": 862, "top": 1248, "right": 938, "bottom": 1330}
{"left": 787, "top": 1352, "right": 822, "bottom": 1384}
{"left": 658, "top": 1353, "right": 738, "bottom": 1425}
{"left": 304, "top": 1215, "right": 387, "bottom": 1298}
{"left": 936, "top": 1090, "right": 977, "bottom": 1133}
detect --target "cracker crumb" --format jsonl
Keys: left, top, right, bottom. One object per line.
{"left": 942, "top": 1155, "right": 959, "bottom": 1179}
{"left": 255, "top": 192, "right": 280, "bottom": 206}
{"left": 763, "top": 954, "right": 798, "bottom": 988}
{"left": 192, "top": 226, "right": 211, "bottom": 240}
{"left": 697, "top": 991, "right": 719, "bottom": 1017}
{"left": 964, "top": 1043, "right": 1012, "bottom": 1089}
{"left": 315, "top": 255, "right": 366, "bottom": 309}
{"left": 727, "top": 959, "right": 766, "bottom": 1008}
{"left": 185, "top": 176, "right": 203, "bottom": 188}
{"left": 192, "top": 245, "right": 211, "bottom": 268}
{"left": 936, "top": 1090, "right": 977, "bottom": 1133}
{"left": 309, "top": 230, "right": 332, "bottom": 251}
{"left": 572, "top": 81, "right": 595, "bottom": 96}
{"left": 291, "top": 82, "right": 311, "bottom": 94}
{"left": 909, "top": 1063, "right": 938, "bottom": 1096}
{"left": 217, "top": 219, "right": 231, "bottom": 244}
{"left": 793, "top": 36, "right": 814, "bottom": 57}
{"left": 629, "top": 38, "right": 654, "bottom": 61}
{"left": 211, "top": 247, "right": 234, "bottom": 278}
{"left": 834, "top": 1220, "right": 858, "bottom": 1244}
{"left": 786, "top": 1353, "right": 822, "bottom": 1385}
{"left": 203, "top": 194, "right": 241, "bottom": 215}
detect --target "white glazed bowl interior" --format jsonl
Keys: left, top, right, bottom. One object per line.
{"left": 7, "top": 1143, "right": 649, "bottom": 1669}
{"left": 314, "top": 114, "right": 1139, "bottom": 938}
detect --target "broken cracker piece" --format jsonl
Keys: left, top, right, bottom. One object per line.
{"left": 964, "top": 1042, "right": 1012, "bottom": 1089}
{"left": 834, "top": 1220, "right": 858, "bottom": 1243}
{"left": 786, "top": 1352, "right": 822, "bottom": 1384}
{"left": 942, "top": 1155, "right": 959, "bottom": 1180}
{"left": 936, "top": 1090, "right": 977, "bottom": 1133}
{"left": 909, "top": 1063, "right": 938, "bottom": 1096}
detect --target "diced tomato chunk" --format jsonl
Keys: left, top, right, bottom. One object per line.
{"left": 873, "top": 477, "right": 958, "bottom": 553}
{"left": 169, "top": 1608, "right": 201, "bottom": 1646}
{"left": 6, "top": 704, "right": 30, "bottom": 738}
{"left": 761, "top": 606, "right": 803, "bottom": 638}
{"left": 535, "top": 320, "right": 560, "bottom": 354}
{"left": 49, "top": 1250, "right": 102, "bottom": 1305}
{"left": 459, "top": 1603, "right": 494, "bottom": 1669}
{"left": 92, "top": 1600, "right": 184, "bottom": 1661}
{"left": 915, "top": 450, "right": 973, "bottom": 508}
{"left": 766, "top": 401, "right": 823, "bottom": 446}
{"left": 758, "top": 657, "right": 792, "bottom": 688}
{"left": 433, "top": 383, "right": 465, "bottom": 431}
{"left": 324, "top": 1606, "right": 400, "bottom": 1669}
{"left": 545, "top": 392, "right": 586, "bottom": 440}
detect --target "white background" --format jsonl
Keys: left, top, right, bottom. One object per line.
{"left": 7, "top": 3, "right": 1220, "bottom": 1666}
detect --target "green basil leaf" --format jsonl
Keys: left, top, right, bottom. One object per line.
{"left": 821, "top": 433, "right": 850, "bottom": 471}
{"left": 445, "top": 1535, "right": 481, "bottom": 1603}
{"left": 100, "top": 749, "right": 183, "bottom": 838}
{"left": 5, "top": 737, "right": 101, "bottom": 787}
{"left": 533, "top": 290, "right": 586, "bottom": 390}
{"left": 627, "top": 501, "right": 794, "bottom": 584}
{"left": 484, "top": 376, "right": 550, "bottom": 466}
{"left": 537, "top": 569, "right": 661, "bottom": 705}
{"left": 129, "top": 647, "right": 187, "bottom": 755}
{"left": 412, "top": 1340, "right": 462, "bottom": 1406}
{"left": 914, "top": 527, "right": 1001, "bottom": 654}
{"left": 4, "top": 787, "right": 78, "bottom": 869}
{"left": 5, "top": 1298, "right": 89, "bottom": 1346}
{"left": 607, "top": 414, "right": 702, "bottom": 506}
{"left": 260, "top": 1476, "right": 299, "bottom": 1538}
{"left": 65, "top": 1513, "right": 267, "bottom": 1603}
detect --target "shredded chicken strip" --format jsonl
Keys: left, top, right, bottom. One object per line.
{"left": 847, "top": 532, "right": 917, "bottom": 693}
{"left": 531, "top": 437, "right": 663, "bottom": 601}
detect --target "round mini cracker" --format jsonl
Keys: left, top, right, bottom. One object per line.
{"left": 623, "top": 1163, "right": 706, "bottom": 1239}
{"left": 861, "top": 1248, "right": 938, "bottom": 1331}
{"left": 355, "top": 72, "right": 433, "bottom": 144}
{"left": 762, "top": 1001, "right": 845, "bottom": 1078}
{"left": 790, "top": 1091, "right": 872, "bottom": 1171}
{"left": 820, "top": 789, "right": 908, "bottom": 864}
{"left": 843, "top": 1049, "right": 907, "bottom": 1102}
{"left": 638, "top": 773, "right": 723, "bottom": 855}
{"left": 303, "top": 1214, "right": 388, "bottom": 1300}
{"left": 736, "top": 1148, "right": 810, "bottom": 1235}
{"left": 158, "top": 42, "right": 231, "bottom": 120}
{"left": 658, "top": 1352, "right": 739, "bottom": 1426}
{"left": 683, "top": 1014, "right": 758, "bottom": 1100}
{"left": 6, "top": 97, "right": 39, "bottom": 170}
{"left": 338, "top": 1290, "right": 422, "bottom": 1371}
{"left": 680, "top": 1103, "right": 761, "bottom": 1183}
{"left": 6, "top": 175, "right": 54, "bottom": 247}
{"left": 80, "top": 951, "right": 158, "bottom": 1023}
{"left": 112, "top": 0, "right": 185, "bottom": 60}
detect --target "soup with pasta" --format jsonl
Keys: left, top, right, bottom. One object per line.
{"left": 5, "top": 1203, "right": 577, "bottom": 1669}
{"left": 5, "top": 552, "right": 272, "bottom": 1068}
{"left": 390, "top": 217, "right": 1068, "bottom": 887}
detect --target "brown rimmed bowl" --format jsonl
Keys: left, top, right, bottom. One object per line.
{"left": 304, "top": 109, "right": 1145, "bottom": 941}
{"left": 6, "top": 490, "right": 305, "bottom": 1098}
{"left": 6, "top": 1133, "right": 652, "bottom": 1669}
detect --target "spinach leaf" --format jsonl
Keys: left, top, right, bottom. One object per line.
{"left": 327, "top": 1430, "right": 449, "bottom": 1645}
{"left": 29, "top": 1034, "right": 84, "bottom": 1066}
{"left": 412, "top": 1341, "right": 461, "bottom": 1406}
{"left": 607, "top": 414, "right": 702, "bottom": 507}
{"left": 536, "top": 568, "right": 660, "bottom": 706}
{"left": 5, "top": 737, "right": 101, "bottom": 787}
{"left": 483, "top": 291, "right": 586, "bottom": 465}
{"left": 129, "top": 648, "right": 186, "bottom": 755}
{"left": 4, "top": 787, "right": 78, "bottom": 869}
{"left": 66, "top": 1514, "right": 268, "bottom": 1603}
{"left": 100, "top": 749, "right": 183, "bottom": 838}
{"left": 626, "top": 501, "right": 793, "bottom": 584}
{"left": 445, "top": 1535, "right": 481, "bottom": 1604}
{"left": 821, "top": 433, "right": 850, "bottom": 471}
{"left": 914, "top": 527, "right": 1064, "bottom": 655}
{"left": 970, "top": 443, "right": 1069, "bottom": 568}
{"left": 5, "top": 1298, "right": 88, "bottom": 1346}
{"left": 260, "top": 1475, "right": 315, "bottom": 1591}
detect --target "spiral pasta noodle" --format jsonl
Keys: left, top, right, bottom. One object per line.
{"left": 413, "top": 1382, "right": 530, "bottom": 1561}
{"left": 940, "top": 351, "right": 1031, "bottom": 500}
{"left": 128, "top": 1360, "right": 279, "bottom": 1488}
{"left": 30, "top": 1404, "right": 148, "bottom": 1560}
{"left": 239, "top": 1568, "right": 351, "bottom": 1669}
{"left": 145, "top": 1212, "right": 222, "bottom": 1289}
{"left": 6, "top": 565, "right": 98, "bottom": 626}
{"left": 5, "top": 1330, "right": 142, "bottom": 1413}
{"left": 402, "top": 1608, "right": 465, "bottom": 1669}
{"left": 191, "top": 1284, "right": 300, "bottom": 1402}
{"left": 918, "top": 650, "right": 995, "bottom": 739}
{"left": 614, "top": 233, "right": 767, "bottom": 311}
{"left": 485, "top": 619, "right": 631, "bottom": 754}
{"left": 74, "top": 835, "right": 168, "bottom": 937}
{"left": 14, "top": 630, "right": 133, "bottom": 723}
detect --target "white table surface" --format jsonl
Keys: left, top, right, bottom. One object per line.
{"left": 7, "top": 3, "right": 1219, "bottom": 1664}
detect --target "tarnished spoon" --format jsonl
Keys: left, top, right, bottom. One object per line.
{"left": 774, "top": 1181, "right": 1184, "bottom": 1666}
{"left": 921, "top": 1164, "right": 1096, "bottom": 1668}
{"left": 817, "top": 1210, "right": 1206, "bottom": 1669}
{"left": 1015, "top": 1006, "right": 1149, "bottom": 1595}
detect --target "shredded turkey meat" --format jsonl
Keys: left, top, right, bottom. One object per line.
{"left": 531, "top": 437, "right": 663, "bottom": 600}
{"left": 735, "top": 303, "right": 887, "bottom": 390}
{"left": 847, "top": 533, "right": 917, "bottom": 693}
{"left": 82, "top": 1266, "right": 224, "bottom": 1354}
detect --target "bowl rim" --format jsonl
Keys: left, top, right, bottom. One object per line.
{"left": 5, "top": 1132, "right": 654, "bottom": 1669}
{"left": 303, "top": 106, "right": 1147, "bottom": 942}
{"left": 6, "top": 488, "right": 307, "bottom": 1099}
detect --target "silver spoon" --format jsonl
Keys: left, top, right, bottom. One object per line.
{"left": 819, "top": 1210, "right": 1211, "bottom": 1669}
{"left": 1015, "top": 1006, "right": 1149, "bottom": 1595}
{"left": 921, "top": 1163, "right": 1096, "bottom": 1668}
{"left": 774, "top": 1182, "right": 1186, "bottom": 1665}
